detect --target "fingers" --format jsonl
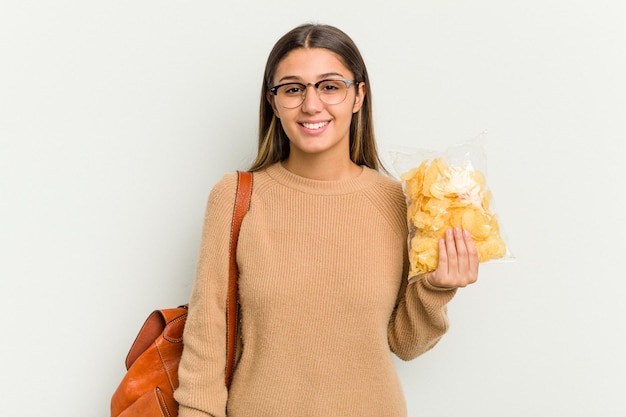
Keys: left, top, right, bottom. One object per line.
{"left": 451, "top": 228, "right": 479, "bottom": 286}
{"left": 445, "top": 228, "right": 458, "bottom": 271}
{"left": 436, "top": 236, "right": 448, "bottom": 274}
{"left": 463, "top": 229, "right": 480, "bottom": 283}
{"left": 428, "top": 228, "right": 479, "bottom": 288}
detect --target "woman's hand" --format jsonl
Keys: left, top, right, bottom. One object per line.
{"left": 424, "top": 227, "right": 479, "bottom": 289}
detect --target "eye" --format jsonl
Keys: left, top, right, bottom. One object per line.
{"left": 281, "top": 84, "right": 305, "bottom": 96}
{"left": 319, "top": 80, "right": 344, "bottom": 94}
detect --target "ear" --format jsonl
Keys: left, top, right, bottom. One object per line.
{"left": 267, "top": 92, "right": 280, "bottom": 118}
{"left": 352, "top": 82, "right": 366, "bottom": 113}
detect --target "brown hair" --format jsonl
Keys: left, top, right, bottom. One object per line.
{"left": 249, "top": 24, "right": 385, "bottom": 172}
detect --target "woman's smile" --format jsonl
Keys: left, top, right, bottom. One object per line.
{"left": 300, "top": 120, "right": 330, "bottom": 132}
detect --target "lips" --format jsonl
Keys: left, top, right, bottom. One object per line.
{"left": 300, "top": 121, "right": 329, "bottom": 130}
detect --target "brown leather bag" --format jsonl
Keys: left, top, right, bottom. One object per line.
{"left": 110, "top": 171, "right": 253, "bottom": 417}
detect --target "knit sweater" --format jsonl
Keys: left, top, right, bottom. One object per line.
{"left": 174, "top": 163, "right": 456, "bottom": 417}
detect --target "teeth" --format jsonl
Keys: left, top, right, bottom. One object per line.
{"left": 302, "top": 121, "right": 328, "bottom": 129}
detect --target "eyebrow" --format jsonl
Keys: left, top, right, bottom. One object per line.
{"left": 277, "top": 72, "right": 345, "bottom": 83}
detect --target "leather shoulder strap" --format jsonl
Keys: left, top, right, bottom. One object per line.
{"left": 225, "top": 170, "right": 252, "bottom": 388}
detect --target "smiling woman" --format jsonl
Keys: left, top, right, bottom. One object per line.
{"left": 251, "top": 24, "right": 379, "bottom": 178}
{"left": 266, "top": 47, "right": 365, "bottom": 179}
{"left": 173, "top": 23, "right": 479, "bottom": 417}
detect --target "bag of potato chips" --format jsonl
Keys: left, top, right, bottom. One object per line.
{"left": 390, "top": 134, "right": 513, "bottom": 277}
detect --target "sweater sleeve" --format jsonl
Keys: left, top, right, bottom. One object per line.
{"left": 379, "top": 176, "right": 458, "bottom": 361}
{"left": 388, "top": 273, "right": 457, "bottom": 361}
{"left": 174, "top": 173, "right": 238, "bottom": 417}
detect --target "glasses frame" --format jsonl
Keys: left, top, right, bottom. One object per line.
{"left": 269, "top": 78, "right": 358, "bottom": 109}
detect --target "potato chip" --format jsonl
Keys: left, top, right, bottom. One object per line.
{"left": 410, "top": 211, "right": 432, "bottom": 229}
{"left": 424, "top": 197, "right": 450, "bottom": 217}
{"left": 461, "top": 208, "right": 491, "bottom": 240}
{"left": 448, "top": 208, "right": 465, "bottom": 229}
{"left": 401, "top": 158, "right": 507, "bottom": 276}
{"left": 475, "top": 236, "right": 507, "bottom": 262}
{"left": 410, "top": 235, "right": 439, "bottom": 273}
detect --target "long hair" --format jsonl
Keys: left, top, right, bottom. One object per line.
{"left": 249, "top": 24, "right": 384, "bottom": 172}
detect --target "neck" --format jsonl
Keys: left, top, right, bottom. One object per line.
{"left": 282, "top": 154, "right": 362, "bottom": 181}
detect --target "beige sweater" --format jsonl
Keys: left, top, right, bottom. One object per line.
{"left": 175, "top": 163, "right": 456, "bottom": 417}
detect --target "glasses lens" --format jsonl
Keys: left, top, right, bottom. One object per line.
{"left": 276, "top": 83, "right": 305, "bottom": 108}
{"left": 317, "top": 80, "right": 349, "bottom": 105}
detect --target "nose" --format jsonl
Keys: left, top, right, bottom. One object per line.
{"left": 300, "top": 84, "right": 323, "bottom": 113}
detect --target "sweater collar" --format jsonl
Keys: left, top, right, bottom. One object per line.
{"left": 265, "top": 162, "right": 378, "bottom": 195}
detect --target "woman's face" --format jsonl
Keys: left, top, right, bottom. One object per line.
{"left": 268, "top": 48, "right": 365, "bottom": 162}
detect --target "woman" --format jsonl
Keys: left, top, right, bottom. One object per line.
{"left": 175, "top": 23, "right": 478, "bottom": 417}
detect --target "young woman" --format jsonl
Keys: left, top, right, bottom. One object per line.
{"left": 175, "top": 23, "right": 479, "bottom": 417}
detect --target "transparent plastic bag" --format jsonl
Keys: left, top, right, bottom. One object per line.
{"left": 390, "top": 134, "right": 514, "bottom": 277}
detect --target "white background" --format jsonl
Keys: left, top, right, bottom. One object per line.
{"left": 1, "top": 1, "right": 625, "bottom": 416}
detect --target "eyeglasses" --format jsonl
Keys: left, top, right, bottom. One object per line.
{"left": 269, "top": 78, "right": 358, "bottom": 109}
